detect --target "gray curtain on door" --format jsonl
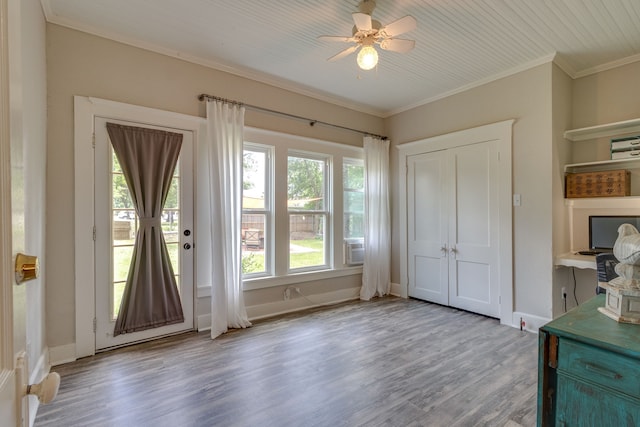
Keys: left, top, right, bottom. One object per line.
{"left": 106, "top": 123, "right": 184, "bottom": 336}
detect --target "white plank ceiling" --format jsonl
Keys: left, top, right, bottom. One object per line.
{"left": 42, "top": 0, "right": 640, "bottom": 116}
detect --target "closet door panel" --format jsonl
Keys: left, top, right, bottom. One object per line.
{"left": 449, "top": 141, "right": 500, "bottom": 317}
{"left": 407, "top": 151, "right": 448, "bottom": 305}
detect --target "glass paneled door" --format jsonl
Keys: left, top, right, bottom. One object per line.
{"left": 94, "top": 117, "right": 194, "bottom": 350}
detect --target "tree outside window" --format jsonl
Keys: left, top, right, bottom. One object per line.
{"left": 288, "top": 154, "right": 329, "bottom": 270}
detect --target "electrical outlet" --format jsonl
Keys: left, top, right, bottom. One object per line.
{"left": 561, "top": 286, "right": 567, "bottom": 299}
{"left": 284, "top": 288, "right": 291, "bottom": 300}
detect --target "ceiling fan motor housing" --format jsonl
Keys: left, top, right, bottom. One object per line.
{"left": 352, "top": 19, "right": 382, "bottom": 38}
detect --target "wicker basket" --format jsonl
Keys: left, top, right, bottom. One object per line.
{"left": 565, "top": 169, "right": 630, "bottom": 198}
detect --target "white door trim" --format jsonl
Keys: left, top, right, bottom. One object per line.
{"left": 397, "top": 119, "right": 514, "bottom": 326}
{"left": 74, "top": 96, "right": 205, "bottom": 358}
{"left": 0, "top": 0, "right": 16, "bottom": 420}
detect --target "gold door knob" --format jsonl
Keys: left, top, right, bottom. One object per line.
{"left": 15, "top": 253, "right": 39, "bottom": 284}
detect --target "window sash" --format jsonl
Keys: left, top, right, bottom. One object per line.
{"left": 287, "top": 151, "right": 331, "bottom": 272}
{"left": 242, "top": 144, "right": 273, "bottom": 277}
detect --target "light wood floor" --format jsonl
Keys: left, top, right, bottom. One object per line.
{"left": 35, "top": 297, "right": 539, "bottom": 427}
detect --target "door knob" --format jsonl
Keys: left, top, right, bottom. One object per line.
{"left": 450, "top": 246, "right": 458, "bottom": 254}
{"left": 15, "top": 253, "right": 39, "bottom": 284}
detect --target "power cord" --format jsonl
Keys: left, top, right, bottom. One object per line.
{"left": 571, "top": 267, "right": 579, "bottom": 306}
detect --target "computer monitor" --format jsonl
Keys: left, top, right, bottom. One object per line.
{"left": 589, "top": 215, "right": 640, "bottom": 251}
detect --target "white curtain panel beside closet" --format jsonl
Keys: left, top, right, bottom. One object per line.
{"left": 360, "top": 136, "right": 391, "bottom": 300}
{"left": 202, "top": 100, "right": 251, "bottom": 339}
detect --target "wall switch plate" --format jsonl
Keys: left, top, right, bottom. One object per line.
{"left": 513, "top": 194, "right": 521, "bottom": 206}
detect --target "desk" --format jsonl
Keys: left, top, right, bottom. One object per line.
{"left": 554, "top": 252, "right": 596, "bottom": 270}
{"left": 538, "top": 295, "right": 640, "bottom": 426}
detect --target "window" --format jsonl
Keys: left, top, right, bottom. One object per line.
{"left": 287, "top": 152, "right": 330, "bottom": 271}
{"left": 241, "top": 144, "right": 272, "bottom": 276}
{"left": 343, "top": 158, "right": 365, "bottom": 240}
{"left": 111, "top": 148, "right": 181, "bottom": 319}
{"left": 241, "top": 128, "right": 363, "bottom": 289}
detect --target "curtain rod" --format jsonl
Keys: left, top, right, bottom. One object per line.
{"left": 198, "top": 93, "right": 387, "bottom": 140}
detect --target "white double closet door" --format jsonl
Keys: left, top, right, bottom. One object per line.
{"left": 407, "top": 140, "right": 501, "bottom": 318}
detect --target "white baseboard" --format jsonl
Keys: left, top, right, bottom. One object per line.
{"left": 197, "top": 314, "right": 211, "bottom": 332}
{"left": 512, "top": 311, "right": 551, "bottom": 333}
{"left": 247, "top": 287, "right": 361, "bottom": 321}
{"left": 389, "top": 282, "right": 403, "bottom": 297}
{"left": 197, "top": 287, "right": 362, "bottom": 331}
{"left": 49, "top": 343, "right": 77, "bottom": 366}
{"left": 29, "top": 350, "right": 48, "bottom": 384}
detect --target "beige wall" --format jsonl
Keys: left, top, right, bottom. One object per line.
{"left": 45, "top": 19, "right": 640, "bottom": 349}
{"left": 386, "top": 64, "right": 555, "bottom": 320}
{"left": 551, "top": 63, "right": 574, "bottom": 317}
{"left": 555, "top": 61, "right": 640, "bottom": 316}
{"left": 571, "top": 61, "right": 640, "bottom": 164}
{"left": 46, "top": 24, "right": 383, "bottom": 349}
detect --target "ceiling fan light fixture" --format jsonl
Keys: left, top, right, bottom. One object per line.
{"left": 357, "top": 45, "right": 378, "bottom": 70}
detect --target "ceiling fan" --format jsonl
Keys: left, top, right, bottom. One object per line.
{"left": 319, "top": 0, "right": 417, "bottom": 70}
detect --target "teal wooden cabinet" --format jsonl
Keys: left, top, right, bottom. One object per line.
{"left": 538, "top": 295, "right": 640, "bottom": 426}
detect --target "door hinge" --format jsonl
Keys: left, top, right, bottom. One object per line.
{"left": 92, "top": 226, "right": 96, "bottom": 241}
{"left": 92, "top": 132, "right": 96, "bottom": 148}
{"left": 93, "top": 317, "right": 97, "bottom": 333}
{"left": 549, "top": 334, "right": 558, "bottom": 369}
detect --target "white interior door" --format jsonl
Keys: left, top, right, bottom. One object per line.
{"left": 407, "top": 150, "right": 449, "bottom": 304}
{"left": 448, "top": 141, "right": 500, "bottom": 317}
{"left": 94, "top": 117, "right": 194, "bottom": 350}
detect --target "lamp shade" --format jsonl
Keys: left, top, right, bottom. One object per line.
{"left": 357, "top": 45, "right": 378, "bottom": 70}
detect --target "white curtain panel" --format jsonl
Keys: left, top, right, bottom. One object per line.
{"left": 203, "top": 100, "right": 251, "bottom": 338}
{"left": 360, "top": 136, "right": 391, "bottom": 300}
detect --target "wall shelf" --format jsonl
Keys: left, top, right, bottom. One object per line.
{"left": 565, "top": 196, "right": 640, "bottom": 209}
{"left": 564, "top": 157, "right": 640, "bottom": 173}
{"left": 554, "top": 252, "right": 596, "bottom": 270}
{"left": 564, "top": 118, "right": 640, "bottom": 142}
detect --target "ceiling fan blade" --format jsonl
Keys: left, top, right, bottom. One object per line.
{"left": 318, "top": 35, "right": 357, "bottom": 43}
{"left": 380, "top": 15, "right": 417, "bottom": 37}
{"left": 328, "top": 45, "right": 359, "bottom": 62}
{"left": 352, "top": 12, "right": 372, "bottom": 31}
{"left": 379, "top": 38, "right": 415, "bottom": 53}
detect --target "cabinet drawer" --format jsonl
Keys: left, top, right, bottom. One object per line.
{"left": 611, "top": 136, "right": 640, "bottom": 151}
{"left": 612, "top": 149, "right": 640, "bottom": 160}
{"left": 556, "top": 373, "right": 640, "bottom": 426}
{"left": 558, "top": 338, "right": 640, "bottom": 398}
{"left": 611, "top": 137, "right": 640, "bottom": 151}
